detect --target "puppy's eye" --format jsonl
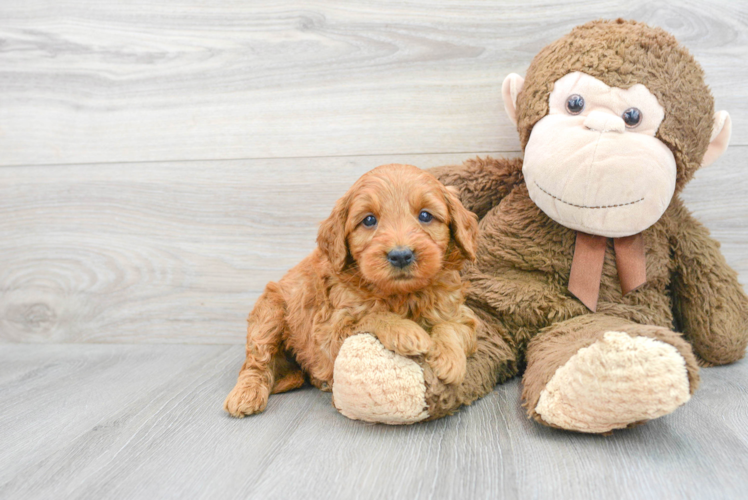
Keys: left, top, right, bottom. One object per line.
{"left": 566, "top": 94, "right": 585, "bottom": 115}
{"left": 622, "top": 107, "right": 642, "bottom": 128}
{"left": 362, "top": 215, "right": 377, "bottom": 227}
{"left": 418, "top": 210, "right": 433, "bottom": 223}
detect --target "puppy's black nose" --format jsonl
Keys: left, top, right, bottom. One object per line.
{"left": 387, "top": 247, "right": 414, "bottom": 268}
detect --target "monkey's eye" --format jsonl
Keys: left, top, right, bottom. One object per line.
{"left": 566, "top": 94, "right": 585, "bottom": 115}
{"left": 362, "top": 215, "right": 377, "bottom": 227}
{"left": 622, "top": 108, "right": 642, "bottom": 128}
{"left": 418, "top": 210, "right": 433, "bottom": 223}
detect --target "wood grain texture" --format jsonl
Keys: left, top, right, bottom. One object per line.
{"left": 1, "top": 148, "right": 745, "bottom": 344}
{"left": 0, "top": 344, "right": 746, "bottom": 499}
{"left": 0, "top": 0, "right": 746, "bottom": 166}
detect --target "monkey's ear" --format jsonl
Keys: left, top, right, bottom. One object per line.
{"left": 502, "top": 73, "right": 525, "bottom": 126}
{"left": 317, "top": 195, "right": 349, "bottom": 272}
{"left": 702, "top": 111, "right": 731, "bottom": 167}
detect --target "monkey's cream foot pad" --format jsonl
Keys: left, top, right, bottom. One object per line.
{"left": 333, "top": 333, "right": 429, "bottom": 424}
{"left": 535, "top": 331, "right": 691, "bottom": 433}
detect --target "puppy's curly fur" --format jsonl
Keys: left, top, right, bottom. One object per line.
{"left": 224, "top": 164, "right": 479, "bottom": 417}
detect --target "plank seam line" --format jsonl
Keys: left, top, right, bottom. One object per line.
{"left": 2, "top": 144, "right": 746, "bottom": 169}
{"left": 0, "top": 150, "right": 527, "bottom": 169}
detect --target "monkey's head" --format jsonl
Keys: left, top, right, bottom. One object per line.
{"left": 503, "top": 19, "right": 731, "bottom": 237}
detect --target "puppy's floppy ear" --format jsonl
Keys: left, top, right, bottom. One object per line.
{"left": 443, "top": 186, "right": 479, "bottom": 262}
{"left": 317, "top": 193, "right": 350, "bottom": 272}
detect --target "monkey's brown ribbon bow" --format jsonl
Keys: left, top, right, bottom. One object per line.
{"left": 568, "top": 232, "right": 647, "bottom": 312}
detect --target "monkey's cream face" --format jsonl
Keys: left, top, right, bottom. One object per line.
{"left": 523, "top": 72, "right": 677, "bottom": 237}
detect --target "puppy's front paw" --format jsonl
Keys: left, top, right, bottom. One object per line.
{"left": 376, "top": 320, "right": 433, "bottom": 357}
{"left": 223, "top": 382, "right": 270, "bottom": 418}
{"left": 427, "top": 341, "right": 467, "bottom": 385}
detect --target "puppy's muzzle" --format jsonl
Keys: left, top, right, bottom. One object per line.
{"left": 387, "top": 247, "right": 414, "bottom": 269}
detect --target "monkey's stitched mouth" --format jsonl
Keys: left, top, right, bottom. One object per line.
{"left": 534, "top": 181, "right": 644, "bottom": 209}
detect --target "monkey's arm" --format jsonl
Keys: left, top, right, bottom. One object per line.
{"left": 464, "top": 266, "right": 588, "bottom": 332}
{"left": 670, "top": 204, "right": 748, "bottom": 365}
{"left": 429, "top": 156, "right": 524, "bottom": 220}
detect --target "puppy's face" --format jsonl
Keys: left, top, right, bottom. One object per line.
{"left": 318, "top": 164, "right": 478, "bottom": 295}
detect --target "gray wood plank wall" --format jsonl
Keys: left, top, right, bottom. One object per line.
{"left": 1, "top": 0, "right": 747, "bottom": 344}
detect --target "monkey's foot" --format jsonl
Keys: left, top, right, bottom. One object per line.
{"left": 534, "top": 331, "right": 691, "bottom": 433}
{"left": 333, "top": 334, "right": 429, "bottom": 424}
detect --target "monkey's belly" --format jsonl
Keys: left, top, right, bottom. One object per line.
{"left": 474, "top": 193, "right": 676, "bottom": 332}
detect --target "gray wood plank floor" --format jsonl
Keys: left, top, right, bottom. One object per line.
{"left": 1, "top": 344, "right": 746, "bottom": 499}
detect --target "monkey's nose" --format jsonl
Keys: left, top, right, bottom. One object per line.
{"left": 387, "top": 247, "right": 414, "bottom": 268}
{"left": 584, "top": 110, "right": 625, "bottom": 133}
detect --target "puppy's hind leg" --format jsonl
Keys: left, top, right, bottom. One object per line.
{"left": 271, "top": 351, "right": 306, "bottom": 394}
{"left": 224, "top": 282, "right": 287, "bottom": 417}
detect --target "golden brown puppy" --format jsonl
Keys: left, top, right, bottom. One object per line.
{"left": 224, "top": 164, "right": 479, "bottom": 417}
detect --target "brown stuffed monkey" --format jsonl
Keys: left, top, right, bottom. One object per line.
{"left": 331, "top": 19, "right": 748, "bottom": 433}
